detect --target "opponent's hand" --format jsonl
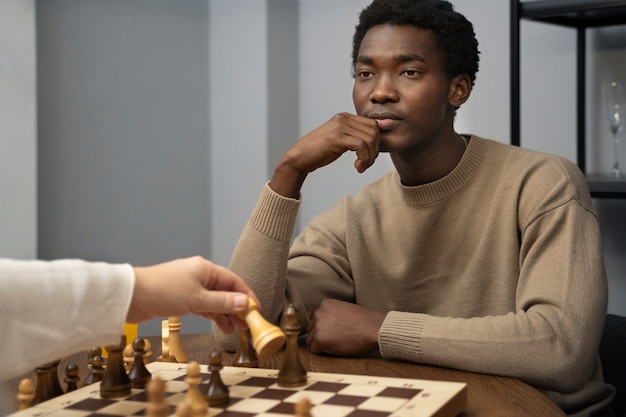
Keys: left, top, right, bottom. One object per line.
{"left": 128, "top": 256, "right": 257, "bottom": 334}
{"left": 270, "top": 113, "right": 380, "bottom": 198}
{"left": 306, "top": 299, "right": 385, "bottom": 356}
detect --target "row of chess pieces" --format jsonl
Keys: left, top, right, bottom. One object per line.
{"left": 15, "top": 301, "right": 310, "bottom": 415}
{"left": 15, "top": 315, "right": 191, "bottom": 411}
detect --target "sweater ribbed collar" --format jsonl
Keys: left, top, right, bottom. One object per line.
{"left": 397, "top": 135, "right": 486, "bottom": 207}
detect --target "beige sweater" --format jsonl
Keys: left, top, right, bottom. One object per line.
{"left": 215, "top": 136, "right": 613, "bottom": 416}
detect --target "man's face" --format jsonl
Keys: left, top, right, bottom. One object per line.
{"left": 352, "top": 24, "right": 453, "bottom": 154}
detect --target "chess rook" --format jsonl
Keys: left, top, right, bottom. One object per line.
{"left": 100, "top": 335, "right": 131, "bottom": 398}
{"left": 237, "top": 297, "right": 286, "bottom": 357}
{"left": 33, "top": 359, "right": 64, "bottom": 404}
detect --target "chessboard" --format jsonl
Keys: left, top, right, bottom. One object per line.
{"left": 8, "top": 361, "right": 467, "bottom": 417}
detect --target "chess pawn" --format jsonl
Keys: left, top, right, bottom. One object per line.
{"left": 64, "top": 363, "right": 80, "bottom": 392}
{"left": 168, "top": 316, "right": 188, "bottom": 363}
{"left": 17, "top": 378, "right": 35, "bottom": 411}
{"left": 85, "top": 354, "right": 105, "bottom": 385}
{"left": 100, "top": 335, "right": 131, "bottom": 398}
{"left": 145, "top": 377, "right": 169, "bottom": 417}
{"left": 85, "top": 347, "right": 104, "bottom": 385}
{"left": 176, "top": 401, "right": 192, "bottom": 417}
{"left": 123, "top": 343, "right": 135, "bottom": 372}
{"left": 277, "top": 305, "right": 307, "bottom": 387}
{"left": 182, "top": 361, "right": 208, "bottom": 416}
{"left": 128, "top": 337, "right": 152, "bottom": 389}
{"left": 237, "top": 297, "right": 286, "bottom": 357}
{"left": 33, "top": 359, "right": 64, "bottom": 404}
{"left": 295, "top": 397, "right": 312, "bottom": 417}
{"left": 142, "top": 338, "right": 153, "bottom": 363}
{"left": 232, "top": 329, "right": 258, "bottom": 368}
{"left": 204, "top": 351, "right": 229, "bottom": 406}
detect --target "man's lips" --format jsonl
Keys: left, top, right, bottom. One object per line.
{"left": 374, "top": 119, "right": 398, "bottom": 130}
{"left": 368, "top": 112, "right": 400, "bottom": 130}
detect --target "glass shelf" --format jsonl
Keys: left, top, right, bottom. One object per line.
{"left": 521, "top": 0, "right": 626, "bottom": 28}
{"left": 587, "top": 173, "right": 626, "bottom": 198}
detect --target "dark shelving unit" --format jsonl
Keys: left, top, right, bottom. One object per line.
{"left": 510, "top": 0, "right": 626, "bottom": 198}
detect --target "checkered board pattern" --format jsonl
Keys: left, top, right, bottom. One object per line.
{"left": 9, "top": 362, "right": 466, "bottom": 417}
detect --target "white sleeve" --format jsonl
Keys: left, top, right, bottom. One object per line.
{"left": 0, "top": 258, "right": 135, "bottom": 380}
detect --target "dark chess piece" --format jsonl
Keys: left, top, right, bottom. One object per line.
{"left": 204, "top": 351, "right": 229, "bottom": 406}
{"left": 277, "top": 305, "right": 307, "bottom": 387}
{"left": 128, "top": 337, "right": 152, "bottom": 389}
{"left": 232, "top": 329, "right": 258, "bottom": 368}
{"left": 64, "top": 363, "right": 80, "bottom": 392}
{"left": 85, "top": 347, "right": 105, "bottom": 385}
{"left": 100, "top": 335, "right": 131, "bottom": 398}
{"left": 33, "top": 359, "right": 64, "bottom": 404}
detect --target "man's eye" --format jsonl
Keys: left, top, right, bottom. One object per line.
{"left": 357, "top": 71, "right": 372, "bottom": 78}
{"left": 402, "top": 70, "right": 421, "bottom": 76}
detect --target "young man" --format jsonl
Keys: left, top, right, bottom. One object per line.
{"left": 215, "top": 1, "right": 612, "bottom": 415}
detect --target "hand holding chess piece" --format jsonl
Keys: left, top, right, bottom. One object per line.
{"left": 237, "top": 297, "right": 286, "bottom": 357}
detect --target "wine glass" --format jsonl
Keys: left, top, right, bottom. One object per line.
{"left": 603, "top": 81, "right": 625, "bottom": 177}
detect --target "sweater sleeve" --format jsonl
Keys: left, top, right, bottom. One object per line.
{"left": 213, "top": 183, "right": 301, "bottom": 352}
{"left": 0, "top": 258, "right": 134, "bottom": 380}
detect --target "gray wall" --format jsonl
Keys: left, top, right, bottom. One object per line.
{"left": 1, "top": 1, "right": 625, "bottom": 337}
{"left": 0, "top": 0, "right": 36, "bottom": 259}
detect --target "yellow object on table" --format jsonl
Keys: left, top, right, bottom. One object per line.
{"left": 102, "top": 323, "right": 138, "bottom": 357}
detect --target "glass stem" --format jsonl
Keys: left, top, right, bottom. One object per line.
{"left": 612, "top": 133, "right": 621, "bottom": 176}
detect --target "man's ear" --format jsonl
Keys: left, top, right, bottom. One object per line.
{"left": 448, "top": 74, "right": 472, "bottom": 108}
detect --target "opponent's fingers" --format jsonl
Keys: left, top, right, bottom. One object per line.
{"left": 206, "top": 263, "right": 254, "bottom": 294}
{"left": 192, "top": 290, "right": 250, "bottom": 316}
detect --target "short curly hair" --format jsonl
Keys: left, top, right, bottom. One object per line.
{"left": 352, "top": 0, "right": 480, "bottom": 86}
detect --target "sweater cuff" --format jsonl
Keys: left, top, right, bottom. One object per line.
{"left": 379, "top": 311, "right": 427, "bottom": 363}
{"left": 249, "top": 183, "right": 301, "bottom": 242}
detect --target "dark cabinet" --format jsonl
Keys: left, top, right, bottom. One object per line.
{"left": 510, "top": 0, "right": 626, "bottom": 198}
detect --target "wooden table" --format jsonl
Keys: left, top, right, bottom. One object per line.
{"left": 1, "top": 333, "right": 565, "bottom": 417}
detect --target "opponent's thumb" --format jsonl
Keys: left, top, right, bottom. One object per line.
{"left": 200, "top": 291, "right": 249, "bottom": 314}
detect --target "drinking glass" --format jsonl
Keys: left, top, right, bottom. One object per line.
{"left": 603, "top": 81, "right": 625, "bottom": 177}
